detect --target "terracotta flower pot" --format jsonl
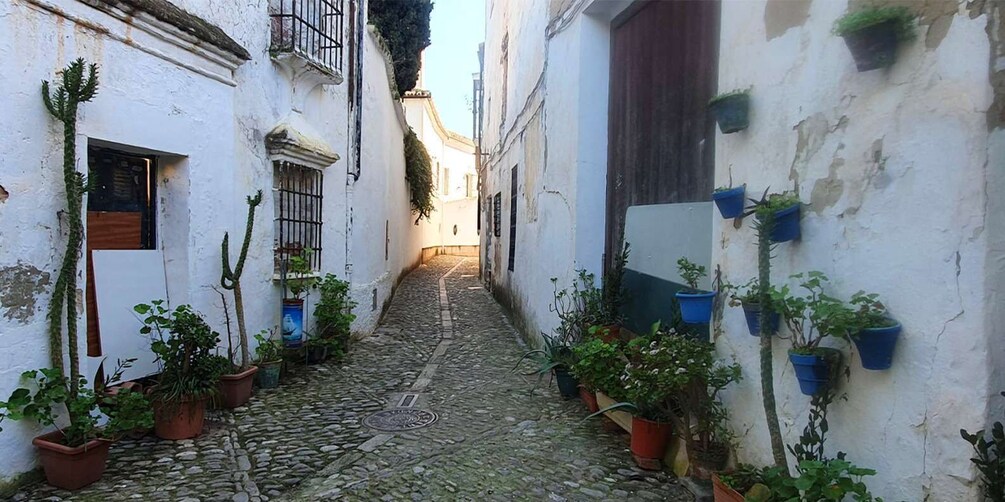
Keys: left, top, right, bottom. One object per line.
{"left": 630, "top": 416, "right": 672, "bottom": 470}
{"left": 712, "top": 473, "right": 745, "bottom": 502}
{"left": 218, "top": 366, "right": 258, "bottom": 409}
{"left": 579, "top": 386, "right": 599, "bottom": 413}
{"left": 154, "top": 397, "right": 207, "bottom": 440}
{"left": 32, "top": 431, "right": 110, "bottom": 490}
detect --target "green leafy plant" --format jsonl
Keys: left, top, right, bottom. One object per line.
{"left": 0, "top": 360, "right": 152, "bottom": 447}
{"left": 550, "top": 271, "right": 605, "bottom": 344}
{"left": 513, "top": 334, "right": 576, "bottom": 387}
{"left": 367, "top": 0, "right": 433, "bottom": 94}
{"left": 755, "top": 192, "right": 801, "bottom": 218}
{"left": 961, "top": 391, "right": 1005, "bottom": 501}
{"left": 786, "top": 458, "right": 882, "bottom": 501}
{"left": 314, "top": 274, "right": 357, "bottom": 338}
{"left": 135, "top": 301, "right": 222, "bottom": 405}
{"left": 718, "top": 464, "right": 767, "bottom": 494}
{"left": 849, "top": 291, "right": 898, "bottom": 331}
{"left": 600, "top": 243, "right": 630, "bottom": 326}
{"left": 570, "top": 338, "right": 626, "bottom": 398}
{"left": 43, "top": 59, "right": 98, "bottom": 397}
{"left": 771, "top": 272, "right": 856, "bottom": 354}
{"left": 220, "top": 190, "right": 263, "bottom": 371}
{"left": 254, "top": 329, "right": 284, "bottom": 364}
{"left": 283, "top": 248, "right": 318, "bottom": 300}
{"left": 708, "top": 88, "right": 750, "bottom": 106}
{"left": 833, "top": 6, "right": 915, "bottom": 40}
{"left": 676, "top": 257, "right": 707, "bottom": 292}
{"left": 724, "top": 278, "right": 777, "bottom": 308}
{"left": 404, "top": 128, "right": 435, "bottom": 223}
{"left": 789, "top": 386, "right": 842, "bottom": 463}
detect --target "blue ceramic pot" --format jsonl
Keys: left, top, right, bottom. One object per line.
{"left": 853, "top": 322, "right": 901, "bottom": 370}
{"left": 770, "top": 204, "right": 801, "bottom": 242}
{"left": 788, "top": 351, "right": 831, "bottom": 396}
{"left": 676, "top": 291, "right": 717, "bottom": 324}
{"left": 554, "top": 367, "right": 580, "bottom": 399}
{"left": 713, "top": 186, "right": 746, "bottom": 219}
{"left": 742, "top": 302, "right": 780, "bottom": 337}
{"left": 709, "top": 94, "right": 750, "bottom": 134}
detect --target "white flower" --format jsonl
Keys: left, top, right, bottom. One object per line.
{"left": 676, "top": 368, "right": 687, "bottom": 375}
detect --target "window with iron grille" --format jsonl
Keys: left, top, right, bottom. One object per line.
{"left": 508, "top": 166, "right": 517, "bottom": 271}
{"left": 493, "top": 192, "right": 501, "bottom": 237}
{"left": 270, "top": 0, "right": 346, "bottom": 72}
{"left": 274, "top": 160, "right": 324, "bottom": 272}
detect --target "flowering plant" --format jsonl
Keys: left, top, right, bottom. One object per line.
{"left": 571, "top": 339, "right": 626, "bottom": 398}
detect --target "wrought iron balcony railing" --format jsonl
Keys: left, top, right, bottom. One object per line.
{"left": 270, "top": 0, "right": 345, "bottom": 73}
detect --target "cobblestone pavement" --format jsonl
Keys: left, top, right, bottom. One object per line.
{"left": 15, "top": 256, "right": 692, "bottom": 501}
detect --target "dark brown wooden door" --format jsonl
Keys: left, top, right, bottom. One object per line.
{"left": 605, "top": 0, "right": 720, "bottom": 267}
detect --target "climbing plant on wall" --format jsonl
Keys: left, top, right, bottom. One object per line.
{"left": 404, "top": 128, "right": 435, "bottom": 223}
{"left": 43, "top": 59, "right": 98, "bottom": 392}
{"left": 367, "top": 0, "right": 433, "bottom": 95}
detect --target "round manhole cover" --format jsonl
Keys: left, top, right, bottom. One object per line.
{"left": 363, "top": 409, "right": 439, "bottom": 432}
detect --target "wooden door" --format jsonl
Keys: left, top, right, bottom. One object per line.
{"left": 605, "top": 0, "right": 720, "bottom": 267}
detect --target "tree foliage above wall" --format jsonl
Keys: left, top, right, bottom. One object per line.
{"left": 404, "top": 128, "right": 435, "bottom": 223}
{"left": 368, "top": 0, "right": 433, "bottom": 95}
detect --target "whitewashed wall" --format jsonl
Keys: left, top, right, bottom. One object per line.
{"left": 0, "top": 0, "right": 420, "bottom": 484}
{"left": 402, "top": 94, "right": 479, "bottom": 250}
{"left": 479, "top": 0, "right": 1004, "bottom": 499}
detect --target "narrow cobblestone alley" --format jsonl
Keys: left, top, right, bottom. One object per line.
{"left": 15, "top": 256, "right": 692, "bottom": 501}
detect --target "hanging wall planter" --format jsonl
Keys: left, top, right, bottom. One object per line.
{"left": 788, "top": 348, "right": 841, "bottom": 396}
{"left": 708, "top": 90, "right": 750, "bottom": 134}
{"left": 853, "top": 322, "right": 901, "bottom": 370}
{"left": 677, "top": 291, "right": 717, "bottom": 324}
{"left": 713, "top": 186, "right": 746, "bottom": 219}
{"left": 834, "top": 7, "right": 915, "bottom": 72}
{"left": 741, "top": 301, "right": 780, "bottom": 337}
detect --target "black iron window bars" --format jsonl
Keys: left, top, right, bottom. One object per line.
{"left": 274, "top": 160, "right": 323, "bottom": 273}
{"left": 270, "top": 0, "right": 345, "bottom": 72}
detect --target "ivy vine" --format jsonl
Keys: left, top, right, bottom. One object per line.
{"left": 404, "top": 128, "right": 434, "bottom": 223}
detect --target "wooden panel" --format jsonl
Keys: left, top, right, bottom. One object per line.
{"left": 86, "top": 211, "right": 143, "bottom": 356}
{"left": 605, "top": 0, "right": 720, "bottom": 267}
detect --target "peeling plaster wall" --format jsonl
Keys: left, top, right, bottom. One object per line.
{"left": 0, "top": 0, "right": 419, "bottom": 482}
{"left": 715, "top": 1, "right": 996, "bottom": 499}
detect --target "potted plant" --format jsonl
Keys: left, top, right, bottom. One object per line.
{"left": 281, "top": 248, "right": 318, "bottom": 348}
{"left": 309, "top": 274, "right": 357, "bottom": 363}
{"left": 596, "top": 243, "right": 630, "bottom": 339}
{"left": 713, "top": 465, "right": 772, "bottom": 502}
{"left": 550, "top": 270, "right": 604, "bottom": 344}
{"left": 755, "top": 192, "right": 801, "bottom": 243}
{"left": 835, "top": 6, "right": 915, "bottom": 72}
{"left": 771, "top": 273, "right": 854, "bottom": 396}
{"left": 571, "top": 338, "right": 626, "bottom": 414}
{"left": 675, "top": 257, "right": 716, "bottom": 324}
{"left": 708, "top": 89, "right": 750, "bottom": 134}
{"left": 514, "top": 334, "right": 580, "bottom": 399}
{"left": 726, "top": 278, "right": 780, "bottom": 337}
{"left": 713, "top": 185, "right": 746, "bottom": 219}
{"left": 254, "top": 329, "right": 284, "bottom": 389}
{"left": 0, "top": 360, "right": 153, "bottom": 490}
{"left": 135, "top": 301, "right": 223, "bottom": 439}
{"left": 216, "top": 190, "right": 263, "bottom": 408}
{"left": 849, "top": 291, "right": 901, "bottom": 370}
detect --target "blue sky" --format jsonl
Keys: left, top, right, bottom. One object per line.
{"left": 421, "top": 0, "right": 485, "bottom": 138}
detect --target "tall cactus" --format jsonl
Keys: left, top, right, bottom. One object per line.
{"left": 221, "top": 190, "right": 263, "bottom": 371}
{"left": 43, "top": 59, "right": 98, "bottom": 395}
{"left": 753, "top": 207, "right": 788, "bottom": 471}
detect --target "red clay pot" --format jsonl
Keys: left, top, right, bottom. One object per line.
{"left": 154, "top": 397, "right": 207, "bottom": 440}
{"left": 579, "top": 386, "right": 599, "bottom": 413}
{"left": 712, "top": 473, "right": 745, "bottom": 502}
{"left": 218, "top": 366, "right": 258, "bottom": 409}
{"left": 32, "top": 431, "right": 110, "bottom": 490}
{"left": 630, "top": 416, "right": 671, "bottom": 470}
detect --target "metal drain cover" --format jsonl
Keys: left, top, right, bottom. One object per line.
{"left": 363, "top": 409, "right": 438, "bottom": 432}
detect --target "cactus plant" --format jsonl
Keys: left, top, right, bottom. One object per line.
{"left": 221, "top": 190, "right": 263, "bottom": 371}
{"left": 43, "top": 59, "right": 98, "bottom": 395}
